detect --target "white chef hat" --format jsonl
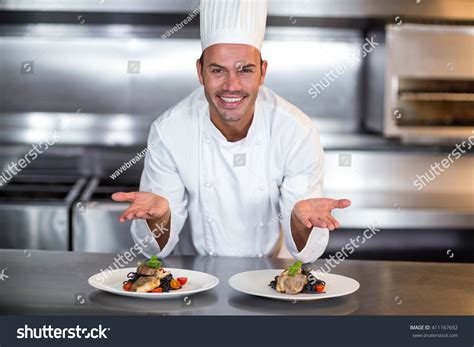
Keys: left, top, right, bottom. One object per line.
{"left": 200, "top": 0, "right": 269, "bottom": 52}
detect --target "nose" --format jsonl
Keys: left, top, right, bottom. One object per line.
{"left": 223, "top": 71, "right": 242, "bottom": 92}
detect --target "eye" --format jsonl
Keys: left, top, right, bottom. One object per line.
{"left": 240, "top": 68, "right": 254, "bottom": 73}
{"left": 211, "top": 68, "right": 223, "bottom": 74}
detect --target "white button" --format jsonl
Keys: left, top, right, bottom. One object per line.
{"left": 205, "top": 183, "right": 211, "bottom": 188}
{"left": 258, "top": 185, "right": 264, "bottom": 191}
{"left": 209, "top": 251, "right": 214, "bottom": 256}
{"left": 207, "top": 218, "right": 212, "bottom": 223}
{"left": 204, "top": 138, "right": 210, "bottom": 143}
{"left": 259, "top": 222, "right": 264, "bottom": 227}
{"left": 258, "top": 253, "right": 263, "bottom": 258}
{"left": 256, "top": 140, "right": 262, "bottom": 146}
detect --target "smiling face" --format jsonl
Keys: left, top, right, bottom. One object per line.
{"left": 196, "top": 44, "right": 267, "bottom": 126}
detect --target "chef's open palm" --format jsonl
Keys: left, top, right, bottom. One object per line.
{"left": 112, "top": 192, "right": 169, "bottom": 223}
{"left": 293, "top": 198, "right": 351, "bottom": 231}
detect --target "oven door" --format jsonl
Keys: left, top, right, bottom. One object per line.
{"left": 0, "top": 175, "right": 86, "bottom": 250}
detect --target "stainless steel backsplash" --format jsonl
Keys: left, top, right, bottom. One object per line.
{"left": 0, "top": 25, "right": 365, "bottom": 146}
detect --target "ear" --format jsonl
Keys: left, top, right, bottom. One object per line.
{"left": 259, "top": 60, "right": 268, "bottom": 86}
{"left": 196, "top": 58, "right": 204, "bottom": 85}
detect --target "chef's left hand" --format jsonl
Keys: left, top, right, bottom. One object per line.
{"left": 292, "top": 198, "right": 351, "bottom": 231}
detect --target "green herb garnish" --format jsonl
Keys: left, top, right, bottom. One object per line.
{"left": 287, "top": 260, "right": 302, "bottom": 276}
{"left": 146, "top": 256, "right": 162, "bottom": 269}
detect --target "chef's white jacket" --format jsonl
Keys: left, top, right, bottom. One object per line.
{"left": 131, "top": 86, "right": 329, "bottom": 263}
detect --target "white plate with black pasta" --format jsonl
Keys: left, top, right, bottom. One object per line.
{"left": 228, "top": 269, "right": 359, "bottom": 301}
{"left": 88, "top": 267, "right": 219, "bottom": 299}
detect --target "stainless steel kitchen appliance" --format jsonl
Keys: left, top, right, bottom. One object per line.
{"left": 0, "top": 174, "right": 86, "bottom": 250}
{"left": 72, "top": 175, "right": 197, "bottom": 255}
{"left": 370, "top": 24, "right": 474, "bottom": 143}
{"left": 72, "top": 176, "right": 138, "bottom": 253}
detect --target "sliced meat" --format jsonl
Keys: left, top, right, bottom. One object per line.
{"left": 283, "top": 273, "right": 307, "bottom": 294}
{"left": 132, "top": 275, "right": 161, "bottom": 292}
{"left": 276, "top": 272, "right": 287, "bottom": 293}
{"left": 276, "top": 269, "right": 308, "bottom": 294}
{"left": 136, "top": 264, "right": 163, "bottom": 276}
{"left": 157, "top": 271, "right": 171, "bottom": 280}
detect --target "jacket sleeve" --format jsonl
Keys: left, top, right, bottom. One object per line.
{"left": 130, "top": 122, "right": 188, "bottom": 258}
{"left": 279, "top": 123, "right": 329, "bottom": 263}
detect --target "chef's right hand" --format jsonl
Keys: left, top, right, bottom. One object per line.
{"left": 111, "top": 192, "right": 170, "bottom": 223}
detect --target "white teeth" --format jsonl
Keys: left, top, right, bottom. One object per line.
{"left": 220, "top": 96, "right": 243, "bottom": 103}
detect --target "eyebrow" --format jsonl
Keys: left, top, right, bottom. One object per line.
{"left": 208, "top": 63, "right": 257, "bottom": 70}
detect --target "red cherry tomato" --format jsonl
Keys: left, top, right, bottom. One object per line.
{"left": 170, "top": 279, "right": 181, "bottom": 289}
{"left": 177, "top": 277, "right": 188, "bottom": 286}
{"left": 123, "top": 281, "right": 133, "bottom": 291}
{"left": 315, "top": 284, "right": 325, "bottom": 293}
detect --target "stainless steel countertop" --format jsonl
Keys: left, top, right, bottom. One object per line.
{"left": 0, "top": 249, "right": 472, "bottom": 315}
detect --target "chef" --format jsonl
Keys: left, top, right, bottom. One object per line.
{"left": 112, "top": 0, "right": 351, "bottom": 263}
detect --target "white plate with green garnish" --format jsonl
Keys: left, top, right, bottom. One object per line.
{"left": 88, "top": 256, "right": 219, "bottom": 299}
{"left": 228, "top": 261, "right": 359, "bottom": 301}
